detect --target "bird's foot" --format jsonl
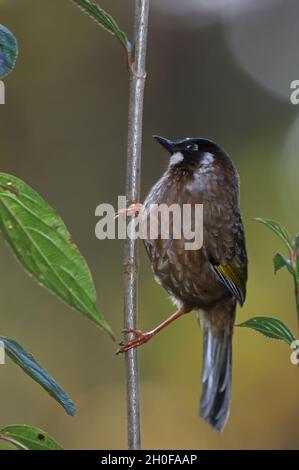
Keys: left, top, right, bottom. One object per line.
{"left": 116, "top": 328, "right": 153, "bottom": 354}
{"left": 114, "top": 203, "right": 143, "bottom": 219}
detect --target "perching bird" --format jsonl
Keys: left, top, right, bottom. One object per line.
{"left": 117, "top": 135, "right": 248, "bottom": 432}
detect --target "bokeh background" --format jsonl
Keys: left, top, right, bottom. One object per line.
{"left": 0, "top": 0, "right": 299, "bottom": 450}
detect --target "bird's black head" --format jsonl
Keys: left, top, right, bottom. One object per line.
{"left": 153, "top": 135, "right": 227, "bottom": 168}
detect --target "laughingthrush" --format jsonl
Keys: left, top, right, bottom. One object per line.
{"left": 118, "top": 135, "right": 248, "bottom": 432}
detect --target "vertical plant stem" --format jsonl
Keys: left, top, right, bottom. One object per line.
{"left": 291, "top": 247, "right": 299, "bottom": 328}
{"left": 294, "top": 280, "right": 299, "bottom": 327}
{"left": 123, "top": 0, "right": 150, "bottom": 450}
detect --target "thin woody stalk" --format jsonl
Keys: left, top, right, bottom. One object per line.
{"left": 295, "top": 289, "right": 299, "bottom": 326}
{"left": 123, "top": 0, "right": 150, "bottom": 450}
{"left": 293, "top": 275, "right": 299, "bottom": 328}
{"left": 290, "top": 245, "right": 299, "bottom": 327}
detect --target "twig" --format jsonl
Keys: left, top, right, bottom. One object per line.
{"left": 123, "top": 0, "right": 150, "bottom": 451}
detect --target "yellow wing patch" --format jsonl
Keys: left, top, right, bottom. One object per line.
{"left": 211, "top": 263, "right": 247, "bottom": 306}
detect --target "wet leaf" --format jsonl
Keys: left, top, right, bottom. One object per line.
{"left": 0, "top": 425, "right": 63, "bottom": 450}
{"left": 238, "top": 316, "right": 296, "bottom": 345}
{"left": 71, "top": 0, "right": 132, "bottom": 52}
{"left": 0, "top": 336, "right": 75, "bottom": 416}
{"left": 0, "top": 24, "right": 18, "bottom": 78}
{"left": 255, "top": 218, "right": 292, "bottom": 252}
{"left": 0, "top": 173, "right": 113, "bottom": 338}
{"left": 273, "top": 252, "right": 292, "bottom": 274}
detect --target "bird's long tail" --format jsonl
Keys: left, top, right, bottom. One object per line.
{"left": 199, "top": 304, "right": 235, "bottom": 432}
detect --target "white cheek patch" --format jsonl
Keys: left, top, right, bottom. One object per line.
{"left": 170, "top": 152, "right": 184, "bottom": 166}
{"left": 201, "top": 151, "right": 214, "bottom": 166}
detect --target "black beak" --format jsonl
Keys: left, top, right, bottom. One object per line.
{"left": 153, "top": 135, "right": 175, "bottom": 154}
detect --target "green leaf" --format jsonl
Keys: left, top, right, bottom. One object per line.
{"left": 0, "top": 336, "right": 75, "bottom": 416}
{"left": 0, "top": 24, "right": 18, "bottom": 79}
{"left": 71, "top": 0, "right": 132, "bottom": 52}
{"left": 255, "top": 218, "right": 292, "bottom": 252}
{"left": 0, "top": 425, "right": 63, "bottom": 450}
{"left": 294, "top": 233, "right": 299, "bottom": 250}
{"left": 0, "top": 173, "right": 113, "bottom": 338}
{"left": 0, "top": 435, "right": 26, "bottom": 450}
{"left": 238, "top": 316, "right": 296, "bottom": 345}
{"left": 293, "top": 234, "right": 299, "bottom": 276}
{"left": 273, "top": 252, "right": 292, "bottom": 274}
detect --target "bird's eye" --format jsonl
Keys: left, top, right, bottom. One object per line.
{"left": 186, "top": 143, "right": 198, "bottom": 152}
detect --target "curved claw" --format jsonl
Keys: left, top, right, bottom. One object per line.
{"left": 116, "top": 330, "right": 153, "bottom": 354}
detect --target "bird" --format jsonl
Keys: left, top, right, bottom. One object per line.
{"left": 117, "top": 135, "right": 248, "bottom": 432}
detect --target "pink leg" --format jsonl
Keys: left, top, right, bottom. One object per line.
{"left": 115, "top": 203, "right": 143, "bottom": 219}
{"left": 116, "top": 310, "right": 184, "bottom": 354}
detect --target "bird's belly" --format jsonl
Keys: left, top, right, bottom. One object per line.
{"left": 144, "top": 237, "right": 229, "bottom": 311}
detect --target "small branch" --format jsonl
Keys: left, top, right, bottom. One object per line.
{"left": 290, "top": 246, "right": 299, "bottom": 328}
{"left": 123, "top": 0, "right": 150, "bottom": 451}
{"left": 125, "top": 48, "right": 133, "bottom": 74}
{"left": 294, "top": 280, "right": 299, "bottom": 327}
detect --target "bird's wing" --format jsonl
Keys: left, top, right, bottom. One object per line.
{"left": 205, "top": 205, "right": 248, "bottom": 305}
{"left": 184, "top": 176, "right": 248, "bottom": 305}
{"left": 210, "top": 262, "right": 247, "bottom": 306}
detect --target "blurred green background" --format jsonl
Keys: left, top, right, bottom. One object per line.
{"left": 0, "top": 0, "right": 299, "bottom": 450}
